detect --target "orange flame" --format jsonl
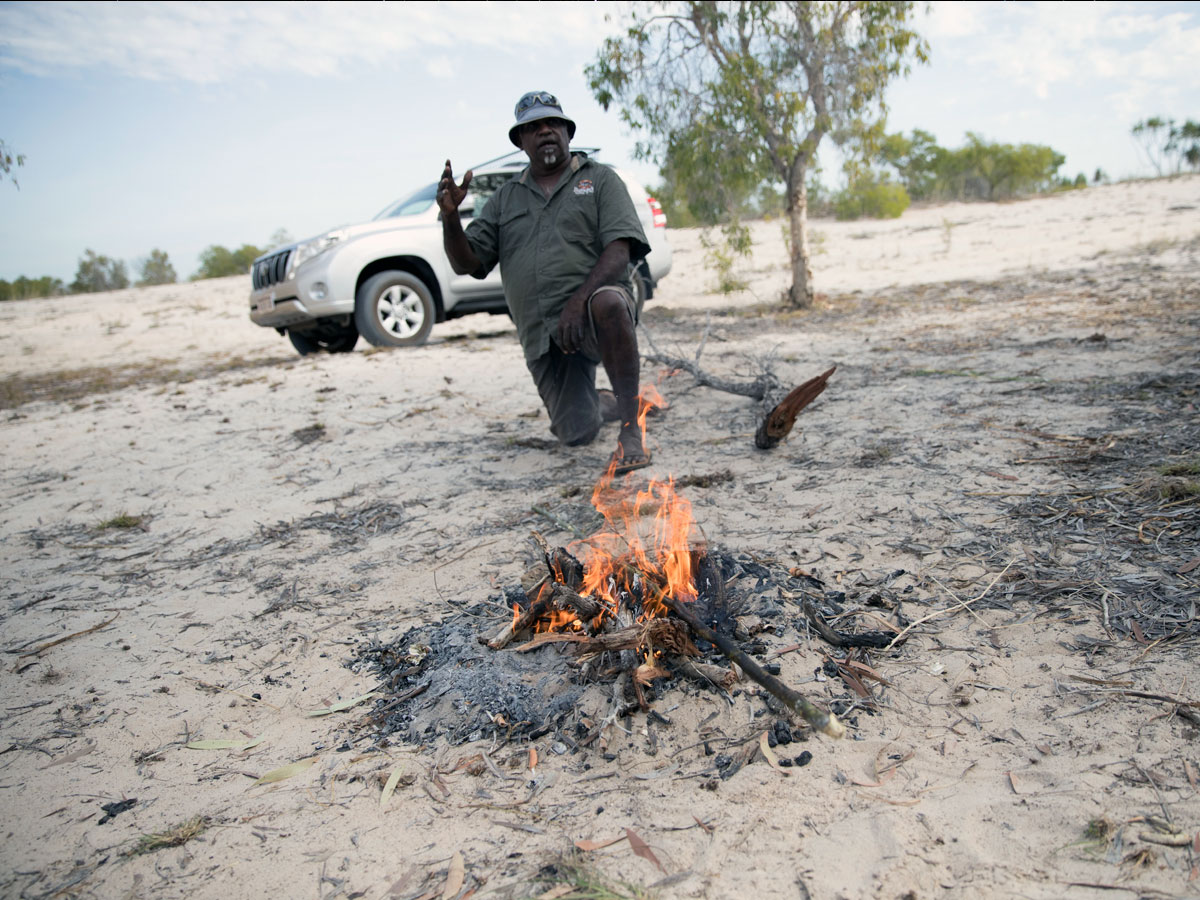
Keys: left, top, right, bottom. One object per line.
{"left": 577, "top": 386, "right": 699, "bottom": 623}
{"left": 521, "top": 382, "right": 698, "bottom": 636}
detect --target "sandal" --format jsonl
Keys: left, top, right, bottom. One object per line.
{"left": 609, "top": 447, "right": 652, "bottom": 476}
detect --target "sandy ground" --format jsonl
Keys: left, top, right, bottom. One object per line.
{"left": 1, "top": 176, "right": 1198, "bottom": 900}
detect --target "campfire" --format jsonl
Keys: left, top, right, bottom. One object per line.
{"left": 479, "top": 393, "right": 844, "bottom": 741}
{"left": 356, "top": 376, "right": 862, "bottom": 751}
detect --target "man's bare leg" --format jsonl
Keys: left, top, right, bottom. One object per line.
{"left": 590, "top": 289, "right": 647, "bottom": 465}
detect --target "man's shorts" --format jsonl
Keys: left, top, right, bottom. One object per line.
{"left": 527, "top": 285, "right": 638, "bottom": 446}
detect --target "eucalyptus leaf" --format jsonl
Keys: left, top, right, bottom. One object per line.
{"left": 186, "top": 737, "right": 264, "bottom": 751}
{"left": 306, "top": 692, "right": 375, "bottom": 717}
{"left": 251, "top": 756, "right": 317, "bottom": 786}
{"left": 380, "top": 767, "right": 404, "bottom": 808}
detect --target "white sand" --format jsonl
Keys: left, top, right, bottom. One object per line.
{"left": 1, "top": 176, "right": 1197, "bottom": 899}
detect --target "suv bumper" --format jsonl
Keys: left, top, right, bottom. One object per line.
{"left": 249, "top": 250, "right": 353, "bottom": 328}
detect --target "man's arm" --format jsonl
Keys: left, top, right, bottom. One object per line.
{"left": 437, "top": 160, "right": 486, "bottom": 277}
{"left": 557, "top": 238, "right": 631, "bottom": 354}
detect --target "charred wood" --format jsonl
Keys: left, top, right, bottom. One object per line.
{"left": 663, "top": 595, "right": 845, "bottom": 738}
{"left": 803, "top": 599, "right": 904, "bottom": 649}
{"left": 550, "top": 582, "right": 603, "bottom": 624}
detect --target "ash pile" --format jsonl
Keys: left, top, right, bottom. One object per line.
{"left": 352, "top": 542, "right": 909, "bottom": 750}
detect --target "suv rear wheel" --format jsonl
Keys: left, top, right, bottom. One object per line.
{"left": 630, "top": 262, "right": 652, "bottom": 309}
{"left": 356, "top": 271, "right": 435, "bottom": 348}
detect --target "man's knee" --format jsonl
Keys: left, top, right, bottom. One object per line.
{"left": 562, "top": 423, "right": 601, "bottom": 447}
{"left": 589, "top": 287, "right": 635, "bottom": 335}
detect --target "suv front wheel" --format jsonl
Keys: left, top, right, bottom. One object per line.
{"left": 355, "top": 270, "right": 436, "bottom": 348}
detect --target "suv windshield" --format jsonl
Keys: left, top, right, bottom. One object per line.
{"left": 375, "top": 183, "right": 437, "bottom": 219}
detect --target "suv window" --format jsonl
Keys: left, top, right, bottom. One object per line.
{"left": 375, "top": 183, "right": 437, "bottom": 219}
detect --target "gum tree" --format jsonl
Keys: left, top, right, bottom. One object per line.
{"left": 588, "top": 1, "right": 927, "bottom": 308}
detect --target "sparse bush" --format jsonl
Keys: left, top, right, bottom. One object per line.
{"left": 0, "top": 276, "right": 66, "bottom": 301}
{"left": 700, "top": 221, "right": 752, "bottom": 293}
{"left": 834, "top": 177, "right": 910, "bottom": 221}
{"left": 1131, "top": 117, "right": 1200, "bottom": 175}
{"left": 192, "top": 244, "right": 264, "bottom": 280}
{"left": 137, "top": 249, "right": 177, "bottom": 286}
{"left": 71, "top": 250, "right": 129, "bottom": 294}
{"left": 875, "top": 131, "right": 1065, "bottom": 201}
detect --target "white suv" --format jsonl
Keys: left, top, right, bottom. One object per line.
{"left": 249, "top": 151, "right": 672, "bottom": 355}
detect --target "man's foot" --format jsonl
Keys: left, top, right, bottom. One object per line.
{"left": 609, "top": 445, "right": 652, "bottom": 476}
{"left": 598, "top": 388, "right": 621, "bottom": 422}
{"left": 608, "top": 426, "right": 651, "bottom": 475}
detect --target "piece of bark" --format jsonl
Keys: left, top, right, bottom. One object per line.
{"left": 673, "top": 657, "right": 738, "bottom": 690}
{"left": 755, "top": 366, "right": 836, "bottom": 449}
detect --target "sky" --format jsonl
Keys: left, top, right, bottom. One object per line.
{"left": 1, "top": 0, "right": 1197, "bottom": 283}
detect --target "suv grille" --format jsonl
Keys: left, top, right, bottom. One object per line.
{"left": 252, "top": 250, "right": 292, "bottom": 290}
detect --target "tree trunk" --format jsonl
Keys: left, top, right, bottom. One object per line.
{"left": 785, "top": 165, "right": 814, "bottom": 309}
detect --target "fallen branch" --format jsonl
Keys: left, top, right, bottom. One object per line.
{"left": 642, "top": 348, "right": 777, "bottom": 401}
{"left": 884, "top": 561, "right": 1015, "bottom": 650}
{"left": 14, "top": 612, "right": 120, "bottom": 661}
{"left": 803, "top": 599, "right": 900, "bottom": 649}
{"left": 663, "top": 596, "right": 844, "bottom": 738}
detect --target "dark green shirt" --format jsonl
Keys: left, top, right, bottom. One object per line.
{"left": 465, "top": 154, "right": 650, "bottom": 362}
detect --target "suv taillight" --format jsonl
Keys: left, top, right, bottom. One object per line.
{"left": 647, "top": 197, "right": 667, "bottom": 228}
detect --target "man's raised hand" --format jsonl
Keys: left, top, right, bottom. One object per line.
{"left": 437, "top": 160, "right": 473, "bottom": 216}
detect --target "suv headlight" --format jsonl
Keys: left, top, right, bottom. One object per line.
{"left": 288, "top": 229, "right": 346, "bottom": 276}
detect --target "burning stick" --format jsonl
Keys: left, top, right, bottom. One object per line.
{"left": 550, "top": 582, "right": 603, "bottom": 624}
{"left": 484, "top": 576, "right": 550, "bottom": 650}
{"left": 662, "top": 595, "right": 846, "bottom": 739}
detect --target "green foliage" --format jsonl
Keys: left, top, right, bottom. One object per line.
{"left": 0, "top": 275, "right": 66, "bottom": 302}
{"left": 875, "top": 128, "right": 942, "bottom": 200}
{"left": 587, "top": 0, "right": 928, "bottom": 308}
{"left": 71, "top": 249, "right": 130, "bottom": 294}
{"left": 941, "top": 133, "right": 1064, "bottom": 200}
{"left": 699, "top": 221, "right": 752, "bottom": 293}
{"left": 192, "top": 244, "right": 264, "bottom": 280}
{"left": 874, "top": 131, "right": 1065, "bottom": 201}
{"left": 137, "top": 249, "right": 177, "bottom": 286}
{"left": 1, "top": 138, "right": 26, "bottom": 189}
{"left": 834, "top": 176, "right": 910, "bottom": 220}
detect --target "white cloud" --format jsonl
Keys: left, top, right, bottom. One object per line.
{"left": 0, "top": 1, "right": 620, "bottom": 84}
{"left": 925, "top": 2, "right": 984, "bottom": 39}
{"left": 426, "top": 56, "right": 455, "bottom": 81}
{"left": 936, "top": 2, "right": 1200, "bottom": 103}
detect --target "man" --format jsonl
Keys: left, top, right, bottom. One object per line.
{"left": 438, "top": 91, "right": 653, "bottom": 475}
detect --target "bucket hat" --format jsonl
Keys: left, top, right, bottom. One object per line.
{"left": 508, "top": 91, "right": 576, "bottom": 147}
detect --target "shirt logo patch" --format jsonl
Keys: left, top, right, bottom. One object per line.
{"left": 573, "top": 179, "right": 594, "bottom": 195}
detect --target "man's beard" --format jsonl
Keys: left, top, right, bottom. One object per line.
{"left": 539, "top": 144, "right": 562, "bottom": 166}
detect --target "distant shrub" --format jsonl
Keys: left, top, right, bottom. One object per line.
{"left": 71, "top": 249, "right": 129, "bottom": 294}
{"left": 192, "top": 244, "right": 264, "bottom": 280}
{"left": 834, "top": 178, "right": 910, "bottom": 221}
{"left": 137, "top": 248, "right": 177, "bottom": 286}
{"left": 0, "top": 275, "right": 66, "bottom": 301}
